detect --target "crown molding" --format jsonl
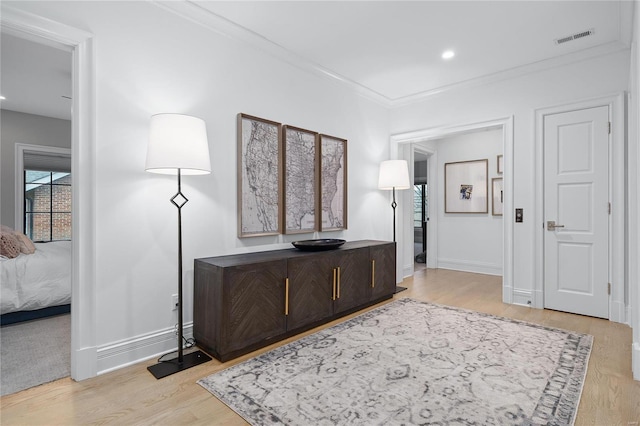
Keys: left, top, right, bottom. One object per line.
{"left": 153, "top": 0, "right": 633, "bottom": 109}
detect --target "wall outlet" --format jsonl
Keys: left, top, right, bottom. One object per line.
{"left": 171, "top": 294, "right": 178, "bottom": 311}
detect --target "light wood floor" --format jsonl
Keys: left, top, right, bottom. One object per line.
{"left": 1, "top": 268, "right": 638, "bottom": 425}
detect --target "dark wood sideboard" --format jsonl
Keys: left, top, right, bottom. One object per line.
{"left": 194, "top": 240, "right": 396, "bottom": 362}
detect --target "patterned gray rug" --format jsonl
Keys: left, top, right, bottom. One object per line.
{"left": 198, "top": 298, "right": 592, "bottom": 425}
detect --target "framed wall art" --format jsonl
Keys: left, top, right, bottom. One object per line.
{"left": 283, "top": 125, "right": 319, "bottom": 234}
{"left": 444, "top": 159, "right": 488, "bottom": 213}
{"left": 497, "top": 154, "right": 503, "bottom": 174}
{"left": 237, "top": 113, "right": 282, "bottom": 237}
{"left": 492, "top": 177, "right": 503, "bottom": 216}
{"left": 319, "top": 134, "right": 347, "bottom": 231}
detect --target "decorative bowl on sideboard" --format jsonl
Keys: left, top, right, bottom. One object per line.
{"left": 291, "top": 239, "right": 346, "bottom": 251}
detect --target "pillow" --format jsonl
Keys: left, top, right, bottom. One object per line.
{"left": 0, "top": 225, "right": 36, "bottom": 256}
{"left": 0, "top": 233, "right": 21, "bottom": 259}
{"left": 15, "top": 232, "right": 36, "bottom": 254}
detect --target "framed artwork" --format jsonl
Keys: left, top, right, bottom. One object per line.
{"left": 283, "top": 125, "right": 319, "bottom": 234}
{"left": 237, "top": 113, "right": 282, "bottom": 237}
{"left": 492, "top": 177, "right": 503, "bottom": 216}
{"left": 444, "top": 159, "right": 488, "bottom": 213}
{"left": 497, "top": 154, "right": 504, "bottom": 174}
{"left": 319, "top": 134, "right": 347, "bottom": 231}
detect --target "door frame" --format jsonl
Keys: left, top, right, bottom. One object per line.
{"left": 391, "top": 116, "right": 514, "bottom": 302}
{"left": 534, "top": 93, "right": 625, "bottom": 323}
{"left": 2, "top": 6, "right": 98, "bottom": 378}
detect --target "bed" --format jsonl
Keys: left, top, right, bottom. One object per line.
{"left": 1, "top": 241, "right": 72, "bottom": 325}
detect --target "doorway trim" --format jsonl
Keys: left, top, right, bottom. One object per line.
{"left": 534, "top": 93, "right": 625, "bottom": 323}
{"left": 391, "top": 116, "right": 514, "bottom": 303}
{"left": 2, "top": 6, "right": 98, "bottom": 379}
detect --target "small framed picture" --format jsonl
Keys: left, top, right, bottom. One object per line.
{"left": 492, "top": 177, "right": 503, "bottom": 216}
{"left": 497, "top": 154, "right": 504, "bottom": 174}
{"left": 444, "top": 159, "right": 488, "bottom": 214}
{"left": 283, "top": 125, "right": 319, "bottom": 234}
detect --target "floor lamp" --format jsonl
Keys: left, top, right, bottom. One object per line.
{"left": 378, "top": 160, "right": 410, "bottom": 242}
{"left": 145, "top": 113, "right": 212, "bottom": 379}
{"left": 378, "top": 160, "right": 410, "bottom": 293}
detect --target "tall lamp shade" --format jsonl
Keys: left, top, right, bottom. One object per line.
{"left": 378, "top": 160, "right": 410, "bottom": 243}
{"left": 145, "top": 113, "right": 212, "bottom": 379}
{"left": 146, "top": 114, "right": 211, "bottom": 174}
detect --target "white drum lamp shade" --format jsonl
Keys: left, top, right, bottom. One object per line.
{"left": 146, "top": 113, "right": 211, "bottom": 175}
{"left": 378, "top": 160, "right": 410, "bottom": 190}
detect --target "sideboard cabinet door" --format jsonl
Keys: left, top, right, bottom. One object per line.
{"left": 224, "top": 260, "right": 287, "bottom": 353}
{"left": 370, "top": 243, "right": 396, "bottom": 300}
{"left": 333, "top": 247, "right": 371, "bottom": 314}
{"left": 286, "top": 254, "right": 334, "bottom": 331}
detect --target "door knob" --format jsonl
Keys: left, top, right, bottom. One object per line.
{"left": 547, "top": 220, "right": 565, "bottom": 231}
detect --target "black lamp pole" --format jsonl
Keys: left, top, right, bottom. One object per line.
{"left": 147, "top": 169, "right": 211, "bottom": 379}
{"left": 391, "top": 186, "right": 397, "bottom": 242}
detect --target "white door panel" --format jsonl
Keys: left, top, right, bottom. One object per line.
{"left": 544, "top": 106, "right": 609, "bottom": 318}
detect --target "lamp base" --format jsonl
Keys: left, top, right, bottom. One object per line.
{"left": 147, "top": 350, "right": 211, "bottom": 379}
{"left": 395, "top": 286, "right": 407, "bottom": 294}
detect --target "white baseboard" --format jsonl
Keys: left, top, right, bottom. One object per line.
{"left": 609, "top": 300, "right": 627, "bottom": 324}
{"left": 437, "top": 258, "right": 502, "bottom": 276}
{"left": 96, "top": 322, "right": 193, "bottom": 375}
{"left": 512, "top": 289, "right": 534, "bottom": 307}
{"left": 72, "top": 346, "right": 97, "bottom": 381}
{"left": 633, "top": 342, "right": 640, "bottom": 381}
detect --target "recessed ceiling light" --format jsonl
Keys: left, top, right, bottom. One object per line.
{"left": 442, "top": 50, "right": 455, "bottom": 60}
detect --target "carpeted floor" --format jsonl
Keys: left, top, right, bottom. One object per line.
{"left": 199, "top": 298, "right": 592, "bottom": 425}
{"left": 0, "top": 314, "right": 70, "bottom": 396}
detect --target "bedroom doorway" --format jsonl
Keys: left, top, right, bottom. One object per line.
{"left": 0, "top": 30, "right": 73, "bottom": 395}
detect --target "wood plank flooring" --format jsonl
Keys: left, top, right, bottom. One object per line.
{"left": 1, "top": 268, "right": 638, "bottom": 425}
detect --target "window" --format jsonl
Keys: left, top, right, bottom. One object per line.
{"left": 413, "top": 184, "right": 427, "bottom": 228}
{"left": 24, "top": 170, "right": 72, "bottom": 242}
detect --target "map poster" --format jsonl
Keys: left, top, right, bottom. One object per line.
{"left": 237, "top": 113, "right": 282, "bottom": 237}
{"left": 283, "top": 126, "right": 319, "bottom": 234}
{"left": 319, "top": 135, "right": 347, "bottom": 231}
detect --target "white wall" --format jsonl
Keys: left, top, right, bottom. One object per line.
{"left": 433, "top": 129, "right": 503, "bottom": 275}
{"left": 6, "top": 1, "right": 391, "bottom": 373}
{"left": 629, "top": 0, "right": 640, "bottom": 381}
{"left": 0, "top": 110, "right": 71, "bottom": 228}
{"left": 391, "top": 50, "right": 630, "bottom": 308}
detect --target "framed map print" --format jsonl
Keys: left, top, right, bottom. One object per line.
{"left": 283, "top": 125, "right": 319, "bottom": 234}
{"left": 444, "top": 159, "right": 488, "bottom": 214}
{"left": 319, "top": 134, "right": 347, "bottom": 231}
{"left": 237, "top": 113, "right": 282, "bottom": 237}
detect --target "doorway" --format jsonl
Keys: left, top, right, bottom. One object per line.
{"left": 2, "top": 7, "right": 97, "bottom": 380}
{"left": 391, "top": 117, "right": 514, "bottom": 301}
{"left": 413, "top": 151, "right": 429, "bottom": 268}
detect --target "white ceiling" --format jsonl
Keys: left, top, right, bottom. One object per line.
{"left": 0, "top": 32, "right": 72, "bottom": 120}
{"left": 0, "top": 1, "right": 634, "bottom": 120}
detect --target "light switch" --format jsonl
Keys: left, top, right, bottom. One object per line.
{"left": 515, "top": 208, "right": 523, "bottom": 223}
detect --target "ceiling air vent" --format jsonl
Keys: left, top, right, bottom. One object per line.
{"left": 555, "top": 29, "right": 594, "bottom": 45}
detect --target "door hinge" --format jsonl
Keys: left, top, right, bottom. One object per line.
{"left": 608, "top": 202, "right": 611, "bottom": 214}
{"left": 608, "top": 282, "right": 611, "bottom": 295}
{"left": 608, "top": 122, "right": 611, "bottom": 134}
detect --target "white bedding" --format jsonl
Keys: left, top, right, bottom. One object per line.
{"left": 1, "top": 241, "right": 71, "bottom": 315}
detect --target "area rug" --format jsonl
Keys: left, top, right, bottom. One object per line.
{"left": 198, "top": 298, "right": 592, "bottom": 425}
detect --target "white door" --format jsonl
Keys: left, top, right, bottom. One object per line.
{"left": 543, "top": 106, "right": 609, "bottom": 318}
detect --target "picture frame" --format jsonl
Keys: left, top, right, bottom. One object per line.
{"left": 497, "top": 154, "right": 503, "bottom": 174}
{"left": 319, "top": 134, "right": 347, "bottom": 231}
{"left": 492, "top": 177, "right": 503, "bottom": 216}
{"left": 444, "top": 159, "right": 488, "bottom": 214}
{"left": 237, "top": 113, "right": 282, "bottom": 238}
{"left": 282, "top": 125, "right": 319, "bottom": 234}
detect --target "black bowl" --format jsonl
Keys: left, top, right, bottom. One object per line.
{"left": 291, "top": 239, "right": 346, "bottom": 251}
